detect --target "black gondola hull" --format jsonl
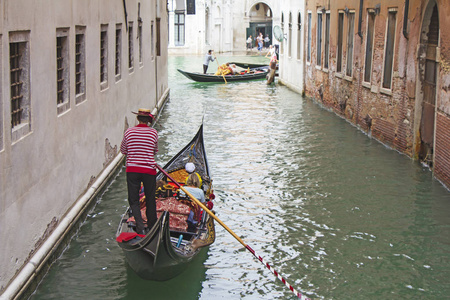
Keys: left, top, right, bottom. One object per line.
{"left": 177, "top": 68, "right": 268, "bottom": 82}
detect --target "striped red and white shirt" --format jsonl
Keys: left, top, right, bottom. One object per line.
{"left": 120, "top": 124, "right": 158, "bottom": 175}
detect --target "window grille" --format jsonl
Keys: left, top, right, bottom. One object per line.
{"left": 75, "top": 34, "right": 82, "bottom": 95}
{"left": 337, "top": 12, "right": 344, "bottom": 72}
{"left": 364, "top": 11, "right": 375, "bottom": 83}
{"left": 115, "top": 26, "right": 121, "bottom": 76}
{"left": 383, "top": 10, "right": 397, "bottom": 89}
{"left": 128, "top": 23, "right": 134, "bottom": 69}
{"left": 346, "top": 12, "right": 355, "bottom": 77}
{"left": 317, "top": 12, "right": 322, "bottom": 66}
{"left": 10, "top": 42, "right": 23, "bottom": 127}
{"left": 100, "top": 30, "right": 107, "bottom": 82}
{"left": 56, "top": 36, "right": 65, "bottom": 104}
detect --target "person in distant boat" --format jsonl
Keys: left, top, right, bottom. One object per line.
{"left": 180, "top": 173, "right": 206, "bottom": 231}
{"left": 203, "top": 50, "right": 216, "bottom": 74}
{"left": 120, "top": 108, "right": 158, "bottom": 235}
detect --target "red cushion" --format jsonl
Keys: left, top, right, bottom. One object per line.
{"left": 116, "top": 232, "right": 145, "bottom": 243}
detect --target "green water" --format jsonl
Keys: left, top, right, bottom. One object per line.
{"left": 30, "top": 55, "right": 450, "bottom": 300}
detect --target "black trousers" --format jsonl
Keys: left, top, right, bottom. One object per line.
{"left": 203, "top": 64, "right": 208, "bottom": 74}
{"left": 126, "top": 172, "right": 157, "bottom": 233}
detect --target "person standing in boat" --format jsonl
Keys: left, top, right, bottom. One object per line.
{"left": 203, "top": 50, "right": 216, "bottom": 74}
{"left": 120, "top": 108, "right": 158, "bottom": 235}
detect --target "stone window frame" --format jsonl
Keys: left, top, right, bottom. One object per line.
{"left": 345, "top": 10, "right": 356, "bottom": 80}
{"left": 174, "top": 12, "right": 185, "bottom": 46}
{"left": 100, "top": 24, "right": 108, "bottom": 90}
{"left": 115, "top": 23, "right": 122, "bottom": 81}
{"left": 316, "top": 10, "right": 323, "bottom": 68}
{"left": 323, "top": 11, "right": 331, "bottom": 71}
{"left": 381, "top": 8, "right": 398, "bottom": 95}
{"left": 336, "top": 11, "right": 345, "bottom": 77}
{"left": 306, "top": 11, "right": 311, "bottom": 64}
{"left": 56, "top": 28, "right": 70, "bottom": 115}
{"left": 75, "top": 26, "right": 87, "bottom": 104}
{"left": 363, "top": 9, "right": 376, "bottom": 88}
{"left": 10, "top": 31, "right": 32, "bottom": 144}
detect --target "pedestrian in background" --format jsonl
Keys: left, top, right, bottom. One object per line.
{"left": 247, "top": 35, "right": 253, "bottom": 50}
{"left": 120, "top": 108, "right": 158, "bottom": 235}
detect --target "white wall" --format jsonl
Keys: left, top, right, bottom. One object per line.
{"left": 278, "top": 0, "right": 305, "bottom": 93}
{"left": 0, "top": 0, "right": 168, "bottom": 290}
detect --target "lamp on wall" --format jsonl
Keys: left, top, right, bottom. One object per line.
{"left": 321, "top": 7, "right": 326, "bottom": 14}
{"left": 374, "top": 4, "right": 381, "bottom": 15}
{"left": 344, "top": 6, "right": 349, "bottom": 15}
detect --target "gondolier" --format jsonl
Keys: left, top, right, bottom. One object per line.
{"left": 120, "top": 108, "right": 158, "bottom": 235}
{"left": 203, "top": 50, "right": 216, "bottom": 74}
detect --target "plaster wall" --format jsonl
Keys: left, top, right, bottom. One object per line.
{"left": 278, "top": 0, "right": 305, "bottom": 93}
{"left": 0, "top": 0, "right": 168, "bottom": 291}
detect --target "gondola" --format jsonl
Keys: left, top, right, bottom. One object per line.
{"left": 116, "top": 124, "right": 215, "bottom": 281}
{"left": 177, "top": 67, "right": 269, "bottom": 83}
{"left": 227, "top": 62, "right": 268, "bottom": 69}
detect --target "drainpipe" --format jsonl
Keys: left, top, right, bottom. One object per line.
{"left": 403, "top": 0, "right": 409, "bottom": 39}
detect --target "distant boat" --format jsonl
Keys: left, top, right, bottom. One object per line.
{"left": 227, "top": 62, "right": 269, "bottom": 69}
{"left": 177, "top": 67, "right": 269, "bottom": 83}
{"left": 116, "top": 124, "right": 215, "bottom": 281}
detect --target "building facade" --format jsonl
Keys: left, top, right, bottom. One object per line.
{"left": 0, "top": 0, "right": 168, "bottom": 294}
{"left": 168, "top": 0, "right": 280, "bottom": 55}
{"left": 303, "top": 0, "right": 450, "bottom": 188}
{"left": 278, "top": 0, "right": 306, "bottom": 94}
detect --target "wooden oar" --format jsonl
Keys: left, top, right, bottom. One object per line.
{"left": 156, "top": 164, "right": 309, "bottom": 299}
{"left": 214, "top": 52, "right": 227, "bottom": 84}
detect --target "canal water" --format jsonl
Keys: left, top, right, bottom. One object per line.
{"left": 30, "top": 55, "right": 450, "bottom": 300}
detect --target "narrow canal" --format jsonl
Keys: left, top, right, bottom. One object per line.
{"left": 30, "top": 55, "right": 450, "bottom": 300}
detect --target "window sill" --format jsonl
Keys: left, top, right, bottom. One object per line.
{"left": 75, "top": 93, "right": 87, "bottom": 105}
{"left": 315, "top": 65, "right": 322, "bottom": 70}
{"left": 335, "top": 72, "right": 343, "bottom": 78}
{"left": 322, "top": 68, "right": 329, "bottom": 73}
{"left": 344, "top": 75, "right": 352, "bottom": 82}
{"left": 380, "top": 87, "right": 393, "bottom": 96}
{"left": 11, "top": 122, "right": 32, "bottom": 144}
{"left": 362, "top": 81, "right": 371, "bottom": 89}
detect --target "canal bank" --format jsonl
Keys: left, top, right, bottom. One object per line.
{"left": 1, "top": 90, "right": 170, "bottom": 300}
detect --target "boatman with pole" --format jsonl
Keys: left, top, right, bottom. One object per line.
{"left": 120, "top": 108, "right": 158, "bottom": 235}
{"left": 203, "top": 49, "right": 216, "bottom": 74}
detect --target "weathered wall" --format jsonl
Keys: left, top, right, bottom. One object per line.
{"left": 0, "top": 0, "right": 168, "bottom": 291}
{"left": 304, "top": 0, "right": 450, "bottom": 188}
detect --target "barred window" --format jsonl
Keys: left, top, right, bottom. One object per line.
{"left": 364, "top": 11, "right": 375, "bottom": 83}
{"left": 115, "top": 24, "right": 122, "bottom": 80}
{"left": 138, "top": 20, "right": 143, "bottom": 64}
{"left": 128, "top": 22, "right": 134, "bottom": 71}
{"left": 100, "top": 25, "right": 108, "bottom": 86}
{"left": 9, "top": 31, "right": 31, "bottom": 142}
{"left": 10, "top": 42, "right": 24, "bottom": 128}
{"left": 307, "top": 12, "right": 311, "bottom": 62}
{"left": 297, "top": 12, "right": 302, "bottom": 59}
{"left": 75, "top": 26, "right": 86, "bottom": 103}
{"left": 383, "top": 10, "right": 397, "bottom": 89}
{"left": 56, "top": 28, "right": 70, "bottom": 114}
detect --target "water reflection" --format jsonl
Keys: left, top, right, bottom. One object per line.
{"left": 31, "top": 56, "right": 450, "bottom": 300}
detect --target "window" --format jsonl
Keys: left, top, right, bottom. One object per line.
{"left": 128, "top": 22, "right": 134, "bottom": 71}
{"left": 317, "top": 12, "right": 323, "bottom": 66}
{"left": 156, "top": 18, "right": 161, "bottom": 56}
{"left": 337, "top": 12, "right": 344, "bottom": 73}
{"left": 281, "top": 13, "right": 284, "bottom": 55}
{"left": 100, "top": 24, "right": 108, "bottom": 87}
{"left": 307, "top": 12, "right": 311, "bottom": 62}
{"left": 174, "top": 12, "right": 185, "bottom": 46}
{"left": 346, "top": 12, "right": 355, "bottom": 77}
{"left": 383, "top": 10, "right": 397, "bottom": 89}
{"left": 324, "top": 12, "right": 330, "bottom": 69}
{"left": 288, "top": 12, "right": 292, "bottom": 57}
{"left": 56, "top": 28, "right": 70, "bottom": 114}
{"left": 297, "top": 12, "right": 302, "bottom": 59}
{"left": 9, "top": 31, "right": 31, "bottom": 142}
{"left": 138, "top": 20, "right": 143, "bottom": 64}
{"left": 151, "top": 21, "right": 154, "bottom": 60}
{"left": 75, "top": 26, "right": 86, "bottom": 103}
{"left": 364, "top": 11, "right": 375, "bottom": 83}
{"left": 115, "top": 24, "right": 122, "bottom": 80}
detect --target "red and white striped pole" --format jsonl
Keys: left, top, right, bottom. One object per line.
{"left": 157, "top": 165, "right": 310, "bottom": 299}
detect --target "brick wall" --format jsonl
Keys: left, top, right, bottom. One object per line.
{"left": 435, "top": 112, "right": 450, "bottom": 187}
